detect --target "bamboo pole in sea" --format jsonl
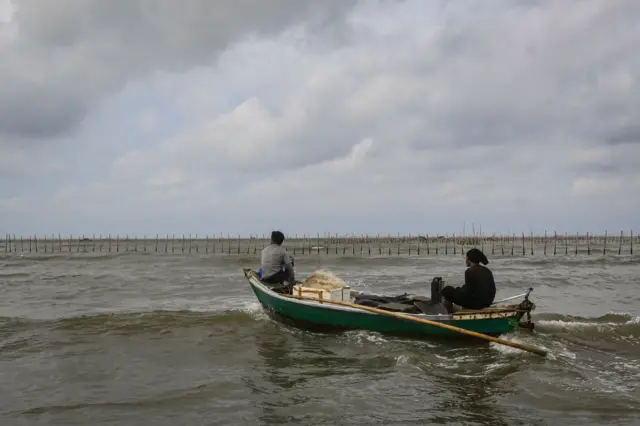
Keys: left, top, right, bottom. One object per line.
{"left": 0, "top": 231, "right": 638, "bottom": 256}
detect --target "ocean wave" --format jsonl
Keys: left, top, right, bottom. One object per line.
{"left": 536, "top": 312, "right": 639, "bottom": 330}
{"left": 0, "top": 302, "right": 269, "bottom": 336}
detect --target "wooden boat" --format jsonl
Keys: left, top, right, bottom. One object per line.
{"left": 243, "top": 268, "right": 537, "bottom": 338}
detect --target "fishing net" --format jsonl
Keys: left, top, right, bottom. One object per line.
{"left": 301, "top": 269, "right": 349, "bottom": 290}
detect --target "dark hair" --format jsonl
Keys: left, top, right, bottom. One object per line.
{"left": 466, "top": 248, "right": 489, "bottom": 265}
{"left": 271, "top": 230, "right": 285, "bottom": 245}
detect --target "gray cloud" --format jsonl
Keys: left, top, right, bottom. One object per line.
{"left": 1, "top": 0, "right": 639, "bottom": 234}
{"left": 0, "top": 0, "right": 356, "bottom": 141}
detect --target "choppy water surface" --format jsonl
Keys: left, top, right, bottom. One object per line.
{"left": 1, "top": 252, "right": 639, "bottom": 425}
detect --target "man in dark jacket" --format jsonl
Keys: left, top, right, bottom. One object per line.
{"left": 441, "top": 248, "right": 496, "bottom": 310}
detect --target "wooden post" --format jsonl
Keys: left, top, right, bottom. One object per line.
{"left": 491, "top": 232, "right": 496, "bottom": 256}
{"left": 511, "top": 234, "right": 515, "bottom": 256}
{"left": 619, "top": 231, "right": 623, "bottom": 255}
{"left": 155, "top": 234, "right": 159, "bottom": 252}
{"left": 631, "top": 230, "right": 634, "bottom": 255}
{"left": 603, "top": 230, "right": 607, "bottom": 255}
{"left": 108, "top": 234, "right": 112, "bottom": 252}
{"left": 587, "top": 232, "right": 591, "bottom": 255}
{"left": 445, "top": 233, "right": 448, "bottom": 255}
{"left": 565, "top": 232, "right": 568, "bottom": 255}
{"left": 452, "top": 233, "right": 457, "bottom": 255}
{"left": 116, "top": 234, "right": 120, "bottom": 252}
{"left": 189, "top": 234, "right": 192, "bottom": 254}
{"left": 521, "top": 233, "right": 525, "bottom": 256}
{"left": 575, "top": 232, "right": 578, "bottom": 255}
{"left": 543, "top": 231, "right": 547, "bottom": 256}
{"left": 530, "top": 231, "right": 534, "bottom": 255}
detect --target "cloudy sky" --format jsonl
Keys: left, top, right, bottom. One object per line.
{"left": 1, "top": 0, "right": 639, "bottom": 237}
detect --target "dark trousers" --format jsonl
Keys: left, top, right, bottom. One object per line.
{"left": 441, "top": 286, "right": 488, "bottom": 310}
{"left": 262, "top": 270, "right": 290, "bottom": 285}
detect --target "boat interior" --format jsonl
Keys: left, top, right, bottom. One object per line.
{"left": 350, "top": 291, "right": 451, "bottom": 315}
{"left": 265, "top": 275, "right": 457, "bottom": 315}
{"left": 257, "top": 270, "right": 524, "bottom": 316}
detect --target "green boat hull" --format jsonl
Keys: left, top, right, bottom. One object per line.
{"left": 244, "top": 269, "right": 522, "bottom": 338}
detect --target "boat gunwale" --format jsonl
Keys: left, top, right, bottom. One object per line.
{"left": 243, "top": 269, "right": 526, "bottom": 322}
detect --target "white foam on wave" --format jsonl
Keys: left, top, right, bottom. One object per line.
{"left": 239, "top": 300, "right": 269, "bottom": 321}
{"left": 537, "top": 315, "right": 640, "bottom": 330}
{"left": 395, "top": 354, "right": 411, "bottom": 365}
{"left": 344, "top": 330, "right": 390, "bottom": 345}
{"left": 589, "top": 359, "right": 640, "bottom": 394}
{"left": 488, "top": 334, "right": 571, "bottom": 360}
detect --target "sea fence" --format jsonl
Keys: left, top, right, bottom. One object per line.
{"left": 0, "top": 232, "right": 636, "bottom": 257}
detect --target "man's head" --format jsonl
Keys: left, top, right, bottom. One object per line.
{"left": 465, "top": 248, "right": 489, "bottom": 266}
{"left": 271, "top": 230, "right": 285, "bottom": 245}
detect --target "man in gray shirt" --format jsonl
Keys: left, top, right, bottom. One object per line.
{"left": 260, "top": 231, "right": 295, "bottom": 287}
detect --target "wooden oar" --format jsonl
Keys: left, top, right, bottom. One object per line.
{"left": 288, "top": 294, "right": 548, "bottom": 357}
